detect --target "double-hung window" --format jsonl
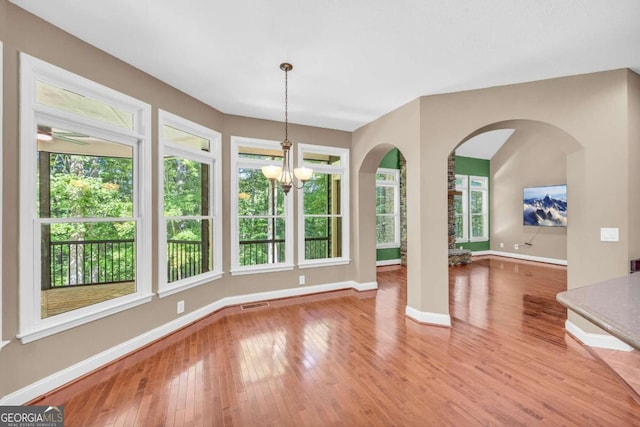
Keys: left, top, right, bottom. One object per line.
{"left": 298, "top": 144, "right": 349, "bottom": 267}
{"left": 18, "top": 54, "right": 152, "bottom": 343}
{"left": 231, "top": 137, "right": 293, "bottom": 274}
{"left": 469, "top": 176, "right": 489, "bottom": 241}
{"left": 158, "top": 110, "right": 222, "bottom": 297}
{"left": 454, "top": 174, "right": 489, "bottom": 242}
{"left": 376, "top": 168, "right": 400, "bottom": 248}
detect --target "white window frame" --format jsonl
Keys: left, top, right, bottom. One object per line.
{"left": 230, "top": 136, "right": 294, "bottom": 275}
{"left": 469, "top": 175, "right": 489, "bottom": 242}
{"left": 18, "top": 54, "right": 152, "bottom": 343}
{"left": 158, "top": 110, "right": 222, "bottom": 297}
{"left": 455, "top": 174, "right": 469, "bottom": 243}
{"left": 297, "top": 144, "right": 350, "bottom": 268}
{"left": 0, "top": 42, "right": 6, "bottom": 350}
{"left": 375, "top": 168, "right": 401, "bottom": 249}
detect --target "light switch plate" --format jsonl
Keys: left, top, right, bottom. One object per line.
{"left": 600, "top": 227, "right": 619, "bottom": 242}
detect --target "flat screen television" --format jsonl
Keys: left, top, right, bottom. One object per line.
{"left": 523, "top": 184, "right": 567, "bottom": 227}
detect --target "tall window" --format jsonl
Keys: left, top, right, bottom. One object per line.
{"left": 158, "top": 111, "right": 221, "bottom": 297}
{"left": 376, "top": 168, "right": 400, "bottom": 248}
{"left": 455, "top": 174, "right": 489, "bottom": 242}
{"left": 231, "top": 137, "right": 293, "bottom": 274}
{"left": 469, "top": 176, "right": 489, "bottom": 241}
{"left": 298, "top": 144, "right": 349, "bottom": 267}
{"left": 19, "top": 54, "right": 152, "bottom": 343}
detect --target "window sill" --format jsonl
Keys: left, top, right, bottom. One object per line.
{"left": 158, "top": 272, "right": 223, "bottom": 298}
{"left": 230, "top": 264, "right": 294, "bottom": 276}
{"left": 469, "top": 238, "right": 489, "bottom": 243}
{"left": 298, "top": 258, "right": 351, "bottom": 269}
{"left": 0, "top": 340, "right": 9, "bottom": 351}
{"left": 17, "top": 292, "right": 154, "bottom": 344}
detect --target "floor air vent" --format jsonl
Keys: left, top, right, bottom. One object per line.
{"left": 241, "top": 302, "right": 270, "bottom": 310}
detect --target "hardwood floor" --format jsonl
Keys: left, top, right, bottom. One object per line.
{"left": 593, "top": 347, "right": 640, "bottom": 397}
{"left": 31, "top": 257, "right": 640, "bottom": 426}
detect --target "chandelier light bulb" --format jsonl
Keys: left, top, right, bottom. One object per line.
{"left": 261, "top": 165, "right": 282, "bottom": 180}
{"left": 294, "top": 167, "right": 313, "bottom": 182}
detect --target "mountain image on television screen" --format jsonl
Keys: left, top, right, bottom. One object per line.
{"left": 523, "top": 185, "right": 567, "bottom": 227}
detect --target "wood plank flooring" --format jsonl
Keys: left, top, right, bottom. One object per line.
{"left": 30, "top": 257, "right": 640, "bottom": 426}
{"left": 593, "top": 347, "right": 640, "bottom": 396}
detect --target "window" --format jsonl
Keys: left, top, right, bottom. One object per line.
{"left": 376, "top": 168, "right": 400, "bottom": 248}
{"left": 455, "top": 174, "right": 489, "bottom": 243}
{"left": 158, "top": 110, "right": 222, "bottom": 297}
{"left": 230, "top": 137, "right": 293, "bottom": 274}
{"left": 298, "top": 144, "right": 350, "bottom": 267}
{"left": 18, "top": 54, "right": 152, "bottom": 343}
{"left": 469, "top": 176, "right": 489, "bottom": 241}
{"left": 454, "top": 175, "right": 468, "bottom": 242}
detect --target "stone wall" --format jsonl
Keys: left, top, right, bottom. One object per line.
{"left": 448, "top": 154, "right": 471, "bottom": 265}
{"left": 400, "top": 154, "right": 407, "bottom": 266}
{"left": 447, "top": 154, "right": 456, "bottom": 249}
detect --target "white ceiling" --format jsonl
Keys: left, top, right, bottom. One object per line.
{"left": 456, "top": 129, "right": 516, "bottom": 160}
{"left": 9, "top": 0, "right": 640, "bottom": 132}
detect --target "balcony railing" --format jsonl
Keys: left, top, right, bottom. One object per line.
{"left": 48, "top": 239, "right": 135, "bottom": 289}
{"left": 44, "top": 236, "right": 332, "bottom": 289}
{"left": 167, "top": 240, "right": 207, "bottom": 283}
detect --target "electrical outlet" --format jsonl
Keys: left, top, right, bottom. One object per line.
{"left": 299, "top": 275, "right": 305, "bottom": 285}
{"left": 177, "top": 300, "right": 185, "bottom": 314}
{"left": 514, "top": 244, "right": 519, "bottom": 250}
{"left": 500, "top": 242, "right": 504, "bottom": 248}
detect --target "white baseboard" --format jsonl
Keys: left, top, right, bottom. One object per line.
{"left": 470, "top": 250, "right": 492, "bottom": 256}
{"left": 488, "top": 250, "right": 567, "bottom": 266}
{"left": 376, "top": 259, "right": 401, "bottom": 266}
{"left": 565, "top": 320, "right": 633, "bottom": 351}
{"left": 0, "top": 279, "right": 377, "bottom": 405}
{"left": 353, "top": 281, "right": 378, "bottom": 291}
{"left": 405, "top": 306, "right": 451, "bottom": 327}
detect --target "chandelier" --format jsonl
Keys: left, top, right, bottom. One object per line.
{"left": 261, "top": 63, "right": 313, "bottom": 194}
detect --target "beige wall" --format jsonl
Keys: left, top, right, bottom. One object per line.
{"left": 490, "top": 129, "right": 568, "bottom": 260}
{"left": 0, "top": 2, "right": 353, "bottom": 398}
{"left": 627, "top": 70, "right": 640, "bottom": 261}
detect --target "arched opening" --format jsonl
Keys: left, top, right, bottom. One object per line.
{"left": 447, "top": 119, "right": 582, "bottom": 328}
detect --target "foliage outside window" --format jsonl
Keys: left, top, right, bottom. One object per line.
{"left": 298, "top": 144, "right": 350, "bottom": 267}
{"left": 376, "top": 168, "right": 400, "bottom": 248}
{"left": 158, "top": 110, "right": 222, "bottom": 297}
{"left": 19, "top": 54, "right": 152, "bottom": 343}
{"left": 231, "top": 137, "right": 293, "bottom": 274}
{"left": 455, "top": 174, "right": 488, "bottom": 243}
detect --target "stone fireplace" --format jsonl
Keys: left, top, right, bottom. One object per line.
{"left": 448, "top": 154, "right": 471, "bottom": 266}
